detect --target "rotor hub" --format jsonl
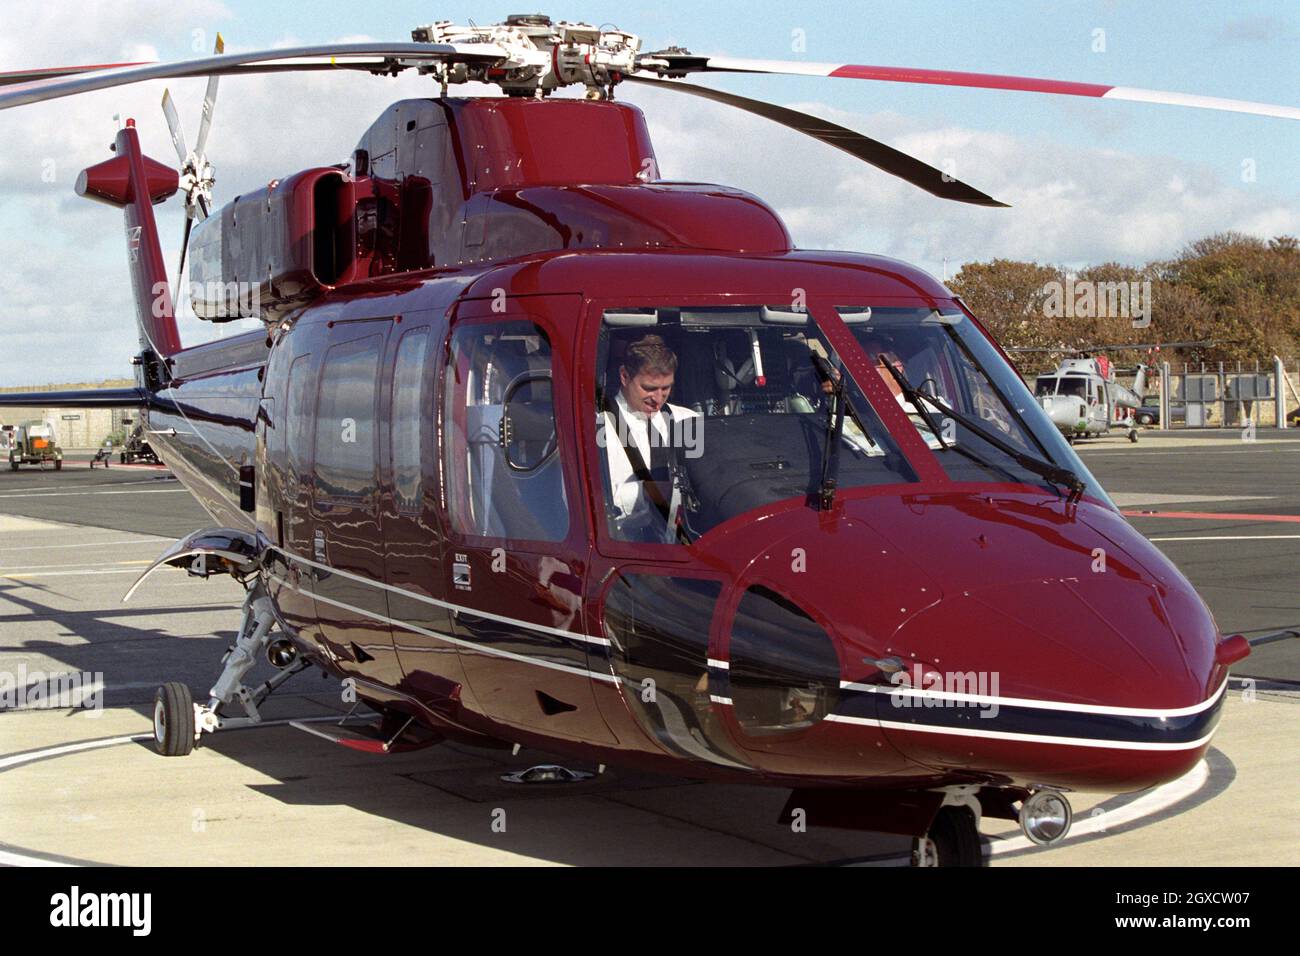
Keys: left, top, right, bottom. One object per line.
{"left": 412, "top": 14, "right": 644, "bottom": 97}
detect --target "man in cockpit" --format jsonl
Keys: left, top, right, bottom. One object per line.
{"left": 875, "top": 349, "right": 952, "bottom": 450}
{"left": 599, "top": 334, "right": 700, "bottom": 542}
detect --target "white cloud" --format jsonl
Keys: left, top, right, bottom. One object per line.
{"left": 626, "top": 85, "right": 1298, "bottom": 272}
{"left": 0, "top": 9, "right": 1295, "bottom": 386}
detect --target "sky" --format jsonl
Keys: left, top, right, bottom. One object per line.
{"left": 0, "top": 0, "right": 1296, "bottom": 385}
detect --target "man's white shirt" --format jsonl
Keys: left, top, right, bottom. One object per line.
{"left": 599, "top": 391, "right": 700, "bottom": 526}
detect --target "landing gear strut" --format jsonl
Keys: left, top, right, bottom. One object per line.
{"left": 153, "top": 578, "right": 307, "bottom": 756}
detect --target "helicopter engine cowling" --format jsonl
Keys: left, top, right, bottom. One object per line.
{"left": 187, "top": 166, "right": 372, "bottom": 321}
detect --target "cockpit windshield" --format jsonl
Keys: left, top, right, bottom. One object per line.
{"left": 1036, "top": 375, "right": 1089, "bottom": 399}
{"left": 836, "top": 306, "right": 1105, "bottom": 500}
{"left": 592, "top": 304, "right": 1107, "bottom": 545}
{"left": 594, "top": 306, "right": 916, "bottom": 542}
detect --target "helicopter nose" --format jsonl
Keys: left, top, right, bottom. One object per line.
{"left": 864, "top": 542, "right": 1226, "bottom": 792}
{"left": 723, "top": 498, "right": 1228, "bottom": 791}
{"left": 1040, "top": 394, "right": 1086, "bottom": 430}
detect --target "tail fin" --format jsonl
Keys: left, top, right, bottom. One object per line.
{"left": 75, "top": 118, "right": 182, "bottom": 359}
{"left": 1132, "top": 364, "right": 1148, "bottom": 397}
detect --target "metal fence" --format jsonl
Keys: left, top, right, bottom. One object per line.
{"left": 1158, "top": 357, "right": 1298, "bottom": 429}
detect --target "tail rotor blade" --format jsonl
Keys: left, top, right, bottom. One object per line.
{"left": 160, "top": 88, "right": 188, "bottom": 165}
{"left": 193, "top": 33, "right": 223, "bottom": 159}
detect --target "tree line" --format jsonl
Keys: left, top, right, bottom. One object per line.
{"left": 949, "top": 232, "right": 1300, "bottom": 373}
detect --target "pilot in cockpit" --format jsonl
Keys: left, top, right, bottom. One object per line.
{"left": 598, "top": 334, "right": 701, "bottom": 542}
{"left": 874, "top": 349, "right": 951, "bottom": 449}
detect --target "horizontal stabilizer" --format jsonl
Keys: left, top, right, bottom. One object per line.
{"left": 0, "top": 388, "right": 148, "bottom": 408}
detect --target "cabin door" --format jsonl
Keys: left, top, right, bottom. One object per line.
{"left": 307, "top": 319, "right": 403, "bottom": 686}
{"left": 436, "top": 295, "right": 615, "bottom": 743}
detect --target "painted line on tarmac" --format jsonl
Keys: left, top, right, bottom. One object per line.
{"left": 0, "top": 488, "right": 188, "bottom": 499}
{"left": 3, "top": 568, "right": 177, "bottom": 580}
{"left": 0, "top": 538, "right": 164, "bottom": 553}
{"left": 1108, "top": 494, "right": 1274, "bottom": 507}
{"left": 841, "top": 757, "right": 1214, "bottom": 866}
{"left": 0, "top": 716, "right": 360, "bottom": 867}
{"left": 0, "top": 560, "right": 153, "bottom": 572}
{"left": 1081, "top": 446, "right": 1300, "bottom": 456}
{"left": 987, "top": 760, "right": 1210, "bottom": 857}
{"left": 1123, "top": 510, "right": 1300, "bottom": 523}
{"left": 1150, "top": 534, "right": 1300, "bottom": 542}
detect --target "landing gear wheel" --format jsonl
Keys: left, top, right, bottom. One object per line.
{"left": 9, "top": 461, "right": 16, "bottom": 471}
{"left": 54, "top": 459, "right": 63, "bottom": 470}
{"left": 912, "top": 806, "right": 985, "bottom": 867}
{"left": 1128, "top": 428, "right": 1139, "bottom": 443}
{"left": 154, "top": 682, "right": 195, "bottom": 756}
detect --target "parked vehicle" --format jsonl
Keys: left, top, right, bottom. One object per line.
{"left": 6, "top": 421, "right": 62, "bottom": 470}
{"left": 119, "top": 420, "right": 158, "bottom": 465}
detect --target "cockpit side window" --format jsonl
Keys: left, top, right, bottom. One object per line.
{"left": 443, "top": 319, "right": 569, "bottom": 542}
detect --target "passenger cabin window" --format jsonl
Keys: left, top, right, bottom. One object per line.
{"left": 443, "top": 320, "right": 568, "bottom": 541}
{"left": 286, "top": 354, "right": 313, "bottom": 486}
{"left": 391, "top": 327, "right": 428, "bottom": 513}
{"left": 595, "top": 306, "right": 915, "bottom": 544}
{"left": 314, "top": 335, "right": 381, "bottom": 500}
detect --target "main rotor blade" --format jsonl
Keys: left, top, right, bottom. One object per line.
{"left": 0, "top": 42, "right": 507, "bottom": 111}
{"left": 0, "top": 60, "right": 151, "bottom": 88}
{"left": 639, "top": 54, "right": 1300, "bottom": 122}
{"left": 624, "top": 76, "right": 1008, "bottom": 207}
{"left": 193, "top": 32, "right": 224, "bottom": 159}
{"left": 160, "top": 88, "right": 188, "bottom": 165}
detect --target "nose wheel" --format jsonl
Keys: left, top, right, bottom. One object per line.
{"left": 911, "top": 805, "right": 985, "bottom": 866}
{"left": 153, "top": 681, "right": 196, "bottom": 756}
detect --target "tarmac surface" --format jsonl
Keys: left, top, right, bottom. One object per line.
{"left": 0, "top": 433, "right": 1296, "bottom": 866}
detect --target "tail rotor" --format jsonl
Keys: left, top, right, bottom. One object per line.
{"left": 161, "top": 32, "right": 223, "bottom": 285}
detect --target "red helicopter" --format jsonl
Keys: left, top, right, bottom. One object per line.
{"left": 1, "top": 15, "right": 1280, "bottom": 866}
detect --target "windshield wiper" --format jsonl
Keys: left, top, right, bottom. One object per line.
{"left": 813, "top": 355, "right": 847, "bottom": 509}
{"left": 883, "top": 363, "right": 1086, "bottom": 504}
